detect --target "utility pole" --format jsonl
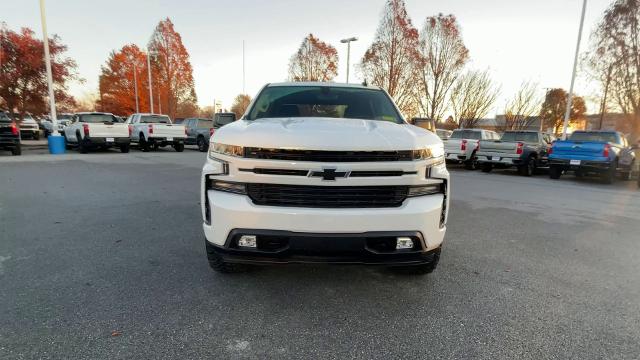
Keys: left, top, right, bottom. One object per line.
{"left": 242, "top": 40, "right": 245, "bottom": 94}
{"left": 147, "top": 49, "right": 154, "bottom": 113}
{"left": 133, "top": 61, "right": 139, "bottom": 113}
{"left": 340, "top": 37, "right": 358, "bottom": 83}
{"left": 39, "top": 0, "right": 58, "bottom": 135}
{"left": 157, "top": 87, "right": 161, "bottom": 114}
{"left": 561, "top": 0, "right": 587, "bottom": 140}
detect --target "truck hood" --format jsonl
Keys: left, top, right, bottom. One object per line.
{"left": 213, "top": 117, "right": 441, "bottom": 151}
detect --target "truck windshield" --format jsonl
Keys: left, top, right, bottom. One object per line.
{"left": 0, "top": 112, "right": 11, "bottom": 123}
{"left": 140, "top": 115, "right": 171, "bottom": 124}
{"left": 79, "top": 114, "right": 119, "bottom": 123}
{"left": 246, "top": 86, "right": 403, "bottom": 123}
{"left": 500, "top": 132, "right": 538, "bottom": 142}
{"left": 569, "top": 132, "right": 619, "bottom": 143}
{"left": 450, "top": 130, "right": 481, "bottom": 140}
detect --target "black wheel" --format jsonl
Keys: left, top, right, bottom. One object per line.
{"left": 32, "top": 132, "right": 40, "bottom": 140}
{"left": 205, "top": 240, "right": 251, "bottom": 273}
{"left": 481, "top": 163, "right": 493, "bottom": 173}
{"left": 390, "top": 249, "right": 440, "bottom": 275}
{"left": 152, "top": 142, "right": 160, "bottom": 151}
{"left": 464, "top": 152, "right": 477, "bottom": 170}
{"left": 120, "top": 144, "right": 130, "bottom": 153}
{"left": 549, "top": 165, "right": 562, "bottom": 179}
{"left": 11, "top": 145, "right": 21, "bottom": 156}
{"left": 575, "top": 170, "right": 584, "bottom": 178}
{"left": 197, "top": 136, "right": 207, "bottom": 152}
{"left": 174, "top": 143, "right": 185, "bottom": 152}
{"left": 139, "top": 134, "right": 150, "bottom": 152}
{"left": 519, "top": 156, "right": 536, "bottom": 177}
{"left": 77, "top": 133, "right": 88, "bottom": 154}
{"left": 601, "top": 162, "right": 617, "bottom": 184}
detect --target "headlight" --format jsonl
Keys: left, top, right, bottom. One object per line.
{"left": 209, "top": 142, "right": 244, "bottom": 157}
{"left": 413, "top": 145, "right": 445, "bottom": 166}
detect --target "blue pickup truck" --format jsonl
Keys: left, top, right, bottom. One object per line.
{"left": 549, "top": 131, "right": 635, "bottom": 184}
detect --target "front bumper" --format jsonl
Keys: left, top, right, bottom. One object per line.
{"left": 203, "top": 189, "right": 447, "bottom": 252}
{"left": 206, "top": 230, "right": 441, "bottom": 265}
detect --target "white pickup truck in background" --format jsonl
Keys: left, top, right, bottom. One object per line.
{"left": 63, "top": 112, "right": 131, "bottom": 153}
{"left": 443, "top": 129, "right": 501, "bottom": 170}
{"left": 127, "top": 113, "right": 186, "bottom": 152}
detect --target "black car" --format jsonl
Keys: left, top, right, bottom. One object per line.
{"left": 0, "top": 111, "right": 21, "bottom": 155}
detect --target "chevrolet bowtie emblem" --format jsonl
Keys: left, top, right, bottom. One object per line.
{"left": 308, "top": 168, "right": 350, "bottom": 181}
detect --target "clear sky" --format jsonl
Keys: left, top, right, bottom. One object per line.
{"left": 2, "top": 0, "right": 612, "bottom": 114}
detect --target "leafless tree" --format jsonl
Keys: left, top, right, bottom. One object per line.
{"left": 450, "top": 69, "right": 500, "bottom": 129}
{"left": 503, "top": 82, "right": 541, "bottom": 130}
{"left": 416, "top": 14, "right": 469, "bottom": 121}
{"left": 590, "top": 0, "right": 640, "bottom": 139}
{"left": 360, "top": 0, "right": 421, "bottom": 118}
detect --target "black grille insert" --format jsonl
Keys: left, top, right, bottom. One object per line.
{"left": 246, "top": 184, "right": 409, "bottom": 208}
{"left": 244, "top": 148, "right": 415, "bottom": 162}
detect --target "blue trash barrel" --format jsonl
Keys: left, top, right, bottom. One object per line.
{"left": 47, "top": 134, "right": 66, "bottom": 155}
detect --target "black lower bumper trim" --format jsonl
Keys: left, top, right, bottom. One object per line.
{"left": 550, "top": 159, "right": 612, "bottom": 172}
{"left": 86, "top": 137, "right": 130, "bottom": 146}
{"left": 208, "top": 230, "right": 440, "bottom": 265}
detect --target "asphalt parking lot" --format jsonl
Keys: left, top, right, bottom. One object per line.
{"left": 1, "top": 148, "right": 639, "bottom": 359}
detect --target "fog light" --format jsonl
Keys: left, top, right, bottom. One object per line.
{"left": 396, "top": 237, "right": 414, "bottom": 250}
{"left": 238, "top": 235, "right": 257, "bottom": 248}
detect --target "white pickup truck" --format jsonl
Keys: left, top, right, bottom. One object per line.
{"left": 202, "top": 82, "right": 449, "bottom": 274}
{"left": 127, "top": 113, "right": 186, "bottom": 152}
{"left": 443, "top": 129, "right": 500, "bottom": 170}
{"left": 63, "top": 112, "right": 131, "bottom": 153}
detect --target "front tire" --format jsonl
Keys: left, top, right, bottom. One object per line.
{"left": 481, "top": 163, "right": 493, "bottom": 173}
{"left": 174, "top": 143, "right": 185, "bottom": 152}
{"left": 11, "top": 145, "right": 21, "bottom": 156}
{"left": 390, "top": 249, "right": 440, "bottom": 275}
{"left": 549, "top": 165, "right": 562, "bottom": 179}
{"left": 205, "top": 240, "right": 251, "bottom": 273}
{"left": 120, "top": 144, "right": 130, "bottom": 153}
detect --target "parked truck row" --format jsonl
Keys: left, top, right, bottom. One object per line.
{"left": 441, "top": 127, "right": 638, "bottom": 185}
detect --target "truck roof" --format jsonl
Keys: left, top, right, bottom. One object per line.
{"left": 267, "top": 81, "right": 381, "bottom": 91}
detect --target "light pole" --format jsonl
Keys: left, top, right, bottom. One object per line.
{"left": 39, "top": 0, "right": 65, "bottom": 154}
{"left": 561, "top": 0, "right": 587, "bottom": 140}
{"left": 132, "top": 60, "right": 139, "bottom": 113}
{"left": 147, "top": 49, "right": 154, "bottom": 113}
{"left": 340, "top": 37, "right": 358, "bottom": 83}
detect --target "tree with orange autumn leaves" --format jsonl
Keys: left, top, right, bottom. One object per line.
{"left": 0, "top": 24, "right": 78, "bottom": 119}
{"left": 98, "top": 18, "right": 197, "bottom": 119}
{"left": 288, "top": 34, "right": 338, "bottom": 82}
{"left": 98, "top": 44, "right": 149, "bottom": 115}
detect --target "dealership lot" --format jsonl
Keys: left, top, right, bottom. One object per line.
{"left": 1, "top": 150, "right": 639, "bottom": 359}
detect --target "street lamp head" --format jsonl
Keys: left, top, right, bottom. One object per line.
{"left": 340, "top": 37, "right": 358, "bottom": 43}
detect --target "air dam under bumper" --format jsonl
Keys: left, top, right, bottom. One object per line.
{"left": 207, "top": 230, "right": 440, "bottom": 265}
{"left": 203, "top": 190, "right": 446, "bottom": 262}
